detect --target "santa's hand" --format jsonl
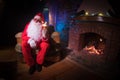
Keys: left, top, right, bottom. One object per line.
{"left": 42, "top": 22, "right": 47, "bottom": 27}
{"left": 28, "top": 39, "right": 36, "bottom": 48}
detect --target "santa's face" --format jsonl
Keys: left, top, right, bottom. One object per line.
{"left": 27, "top": 17, "right": 43, "bottom": 41}
{"left": 33, "top": 18, "right": 41, "bottom": 23}
{"left": 31, "top": 18, "right": 42, "bottom": 27}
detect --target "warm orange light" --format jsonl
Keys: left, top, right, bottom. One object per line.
{"left": 84, "top": 46, "right": 100, "bottom": 55}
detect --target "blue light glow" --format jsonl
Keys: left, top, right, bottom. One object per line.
{"left": 55, "top": 14, "right": 69, "bottom": 45}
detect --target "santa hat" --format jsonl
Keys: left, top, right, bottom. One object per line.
{"left": 34, "top": 13, "right": 45, "bottom": 23}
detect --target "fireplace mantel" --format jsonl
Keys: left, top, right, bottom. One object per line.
{"left": 72, "top": 16, "right": 120, "bottom": 26}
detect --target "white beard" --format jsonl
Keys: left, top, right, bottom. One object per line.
{"left": 27, "top": 19, "right": 42, "bottom": 42}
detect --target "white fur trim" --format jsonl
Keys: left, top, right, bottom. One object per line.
{"left": 42, "top": 29, "right": 47, "bottom": 38}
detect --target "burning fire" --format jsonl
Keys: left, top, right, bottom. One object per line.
{"left": 83, "top": 39, "right": 105, "bottom": 55}
{"left": 84, "top": 45, "right": 100, "bottom": 55}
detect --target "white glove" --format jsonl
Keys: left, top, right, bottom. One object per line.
{"left": 42, "top": 22, "right": 47, "bottom": 27}
{"left": 28, "top": 39, "right": 36, "bottom": 48}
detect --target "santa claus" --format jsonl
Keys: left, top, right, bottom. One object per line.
{"left": 21, "top": 13, "right": 49, "bottom": 74}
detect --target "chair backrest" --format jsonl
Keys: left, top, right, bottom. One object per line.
{"left": 15, "top": 32, "right": 22, "bottom": 45}
{"left": 51, "top": 32, "right": 60, "bottom": 43}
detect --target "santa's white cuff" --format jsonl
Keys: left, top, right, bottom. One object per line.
{"left": 28, "top": 38, "right": 33, "bottom": 44}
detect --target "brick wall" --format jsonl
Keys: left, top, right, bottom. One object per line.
{"left": 68, "top": 16, "right": 120, "bottom": 64}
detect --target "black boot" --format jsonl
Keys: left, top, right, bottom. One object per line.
{"left": 36, "top": 64, "right": 42, "bottom": 72}
{"left": 28, "top": 65, "right": 36, "bottom": 75}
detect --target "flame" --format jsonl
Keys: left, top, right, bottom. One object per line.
{"left": 84, "top": 46, "right": 100, "bottom": 55}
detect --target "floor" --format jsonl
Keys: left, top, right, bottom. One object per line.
{"left": 0, "top": 47, "right": 119, "bottom": 80}
{"left": 16, "top": 57, "right": 106, "bottom": 80}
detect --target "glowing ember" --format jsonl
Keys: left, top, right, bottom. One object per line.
{"left": 84, "top": 45, "right": 100, "bottom": 55}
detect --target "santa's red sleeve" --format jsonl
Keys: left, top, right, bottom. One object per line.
{"left": 22, "top": 23, "right": 30, "bottom": 41}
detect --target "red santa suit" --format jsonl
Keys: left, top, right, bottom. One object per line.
{"left": 21, "top": 13, "right": 49, "bottom": 67}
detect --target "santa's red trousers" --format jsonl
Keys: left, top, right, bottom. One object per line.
{"left": 22, "top": 40, "right": 49, "bottom": 66}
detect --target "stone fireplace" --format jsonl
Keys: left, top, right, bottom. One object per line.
{"left": 68, "top": 16, "right": 120, "bottom": 67}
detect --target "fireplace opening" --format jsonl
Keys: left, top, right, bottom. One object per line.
{"left": 79, "top": 32, "right": 106, "bottom": 55}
